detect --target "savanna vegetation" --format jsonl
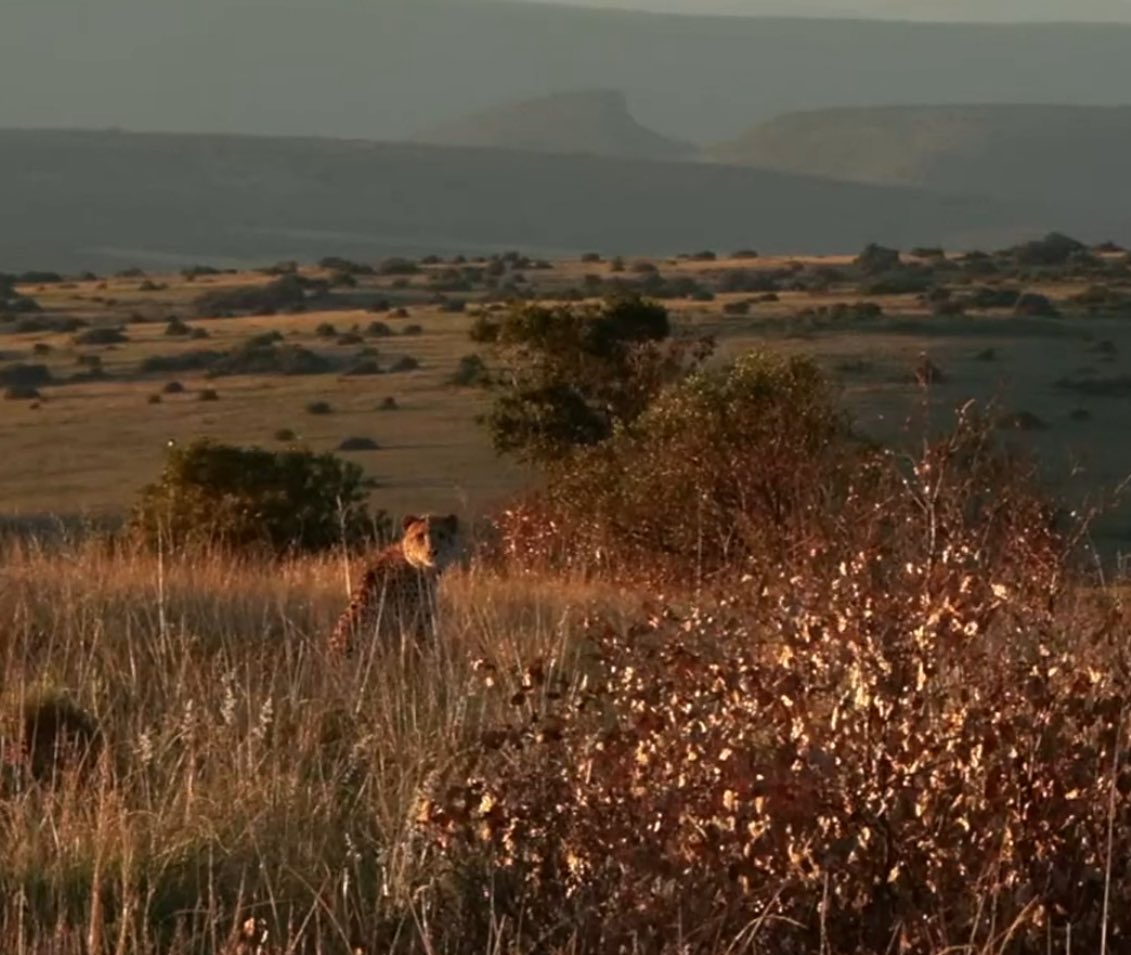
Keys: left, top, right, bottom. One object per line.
{"left": 4, "top": 236, "right": 1131, "bottom": 953}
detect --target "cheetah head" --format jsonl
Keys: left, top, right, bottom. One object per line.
{"left": 401, "top": 513, "right": 462, "bottom": 571}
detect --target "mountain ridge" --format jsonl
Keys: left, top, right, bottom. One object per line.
{"left": 0, "top": 127, "right": 1034, "bottom": 272}
{"left": 412, "top": 90, "right": 695, "bottom": 160}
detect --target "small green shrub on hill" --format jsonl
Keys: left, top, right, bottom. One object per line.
{"left": 130, "top": 439, "right": 383, "bottom": 555}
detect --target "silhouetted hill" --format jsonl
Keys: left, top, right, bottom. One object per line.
{"left": 413, "top": 90, "right": 695, "bottom": 160}
{"left": 0, "top": 129, "right": 1032, "bottom": 272}
{"left": 710, "top": 105, "right": 1131, "bottom": 237}
{"left": 7, "top": 0, "right": 1131, "bottom": 142}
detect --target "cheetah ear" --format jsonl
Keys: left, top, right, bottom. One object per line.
{"left": 402, "top": 514, "right": 422, "bottom": 532}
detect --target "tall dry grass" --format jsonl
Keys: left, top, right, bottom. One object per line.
{"left": 0, "top": 538, "right": 624, "bottom": 954}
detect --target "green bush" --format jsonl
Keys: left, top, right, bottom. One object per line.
{"left": 450, "top": 353, "right": 490, "bottom": 387}
{"left": 521, "top": 352, "right": 856, "bottom": 580}
{"left": 0, "top": 363, "right": 52, "bottom": 388}
{"left": 192, "top": 275, "right": 321, "bottom": 318}
{"left": 854, "top": 242, "right": 901, "bottom": 274}
{"left": 471, "top": 295, "right": 711, "bottom": 464}
{"left": 130, "top": 439, "right": 384, "bottom": 555}
{"left": 73, "top": 326, "right": 128, "bottom": 346}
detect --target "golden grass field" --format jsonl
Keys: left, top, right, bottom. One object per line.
{"left": 4, "top": 252, "right": 1131, "bottom": 545}
{"left": 7, "top": 249, "right": 1131, "bottom": 952}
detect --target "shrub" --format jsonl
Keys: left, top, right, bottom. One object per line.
{"left": 147, "top": 393, "right": 162, "bottom": 404}
{"left": 318, "top": 256, "right": 374, "bottom": 275}
{"left": 197, "top": 388, "right": 219, "bottom": 402}
{"left": 14, "top": 270, "right": 63, "bottom": 284}
{"left": 0, "top": 363, "right": 52, "bottom": 388}
{"left": 436, "top": 408, "right": 1079, "bottom": 955}
{"left": 3, "top": 295, "right": 43, "bottom": 314}
{"left": 378, "top": 396, "right": 398, "bottom": 410}
{"left": 4, "top": 385, "right": 40, "bottom": 400}
{"left": 471, "top": 295, "right": 711, "bottom": 464}
{"left": 402, "top": 323, "right": 424, "bottom": 336}
{"left": 245, "top": 331, "right": 284, "bottom": 348}
{"left": 273, "top": 427, "right": 296, "bottom": 441}
{"left": 305, "top": 400, "right": 333, "bottom": 415}
{"left": 257, "top": 261, "right": 297, "bottom": 276}
{"left": 365, "top": 320, "right": 393, "bottom": 337}
{"left": 206, "top": 343, "right": 332, "bottom": 378}
{"left": 342, "top": 359, "right": 382, "bottom": 377}
{"left": 388, "top": 356, "right": 420, "bottom": 373}
{"left": 192, "top": 275, "right": 312, "bottom": 317}
{"left": 500, "top": 352, "right": 853, "bottom": 581}
{"left": 1014, "top": 292, "right": 1060, "bottom": 317}
{"left": 140, "top": 351, "right": 223, "bottom": 375}
{"left": 73, "top": 326, "right": 128, "bottom": 346}
{"left": 164, "top": 317, "right": 192, "bottom": 336}
{"left": 162, "top": 381, "right": 186, "bottom": 394}
{"left": 181, "top": 264, "right": 222, "bottom": 279}
{"left": 315, "top": 322, "right": 337, "bottom": 338}
{"left": 1011, "top": 231, "right": 1087, "bottom": 266}
{"left": 450, "top": 353, "right": 490, "bottom": 387}
{"left": 377, "top": 257, "right": 420, "bottom": 276}
{"left": 337, "top": 436, "right": 379, "bottom": 451}
{"left": 31, "top": 342, "right": 51, "bottom": 355}
{"left": 854, "top": 242, "right": 901, "bottom": 274}
{"left": 129, "top": 439, "right": 384, "bottom": 554}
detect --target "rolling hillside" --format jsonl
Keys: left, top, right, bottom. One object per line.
{"left": 0, "top": 129, "right": 1033, "bottom": 273}
{"left": 710, "top": 105, "right": 1131, "bottom": 237}
{"left": 6, "top": 0, "right": 1131, "bottom": 142}
{"left": 413, "top": 90, "right": 695, "bottom": 161}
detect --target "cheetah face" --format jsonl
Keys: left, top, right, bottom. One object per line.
{"left": 401, "top": 513, "right": 462, "bottom": 571}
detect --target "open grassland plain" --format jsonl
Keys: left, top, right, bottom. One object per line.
{"left": 8, "top": 237, "right": 1131, "bottom": 952}
{"left": 5, "top": 242, "right": 1131, "bottom": 548}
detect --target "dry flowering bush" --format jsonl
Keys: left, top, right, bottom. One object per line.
{"left": 419, "top": 409, "right": 1131, "bottom": 954}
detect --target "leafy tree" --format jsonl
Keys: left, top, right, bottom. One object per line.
{"left": 130, "top": 439, "right": 384, "bottom": 555}
{"left": 1011, "top": 232, "right": 1088, "bottom": 267}
{"left": 854, "top": 242, "right": 901, "bottom": 274}
{"left": 471, "top": 295, "right": 711, "bottom": 464}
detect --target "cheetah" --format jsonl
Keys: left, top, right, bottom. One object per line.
{"left": 328, "top": 513, "right": 461, "bottom": 655}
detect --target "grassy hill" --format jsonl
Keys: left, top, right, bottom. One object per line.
{"left": 0, "top": 129, "right": 1032, "bottom": 273}
{"left": 7, "top": 0, "right": 1131, "bottom": 142}
{"left": 412, "top": 89, "right": 695, "bottom": 160}
{"left": 710, "top": 104, "right": 1131, "bottom": 238}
